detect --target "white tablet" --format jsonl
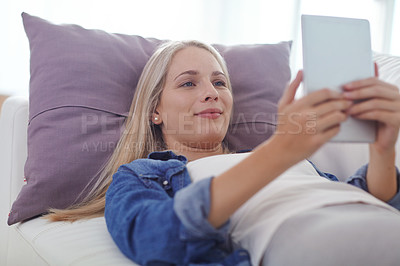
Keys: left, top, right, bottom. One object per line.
{"left": 301, "top": 15, "right": 376, "bottom": 143}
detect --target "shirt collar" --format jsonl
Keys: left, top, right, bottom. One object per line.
{"left": 148, "top": 150, "right": 188, "bottom": 164}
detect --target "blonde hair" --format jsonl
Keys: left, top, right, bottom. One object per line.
{"left": 46, "top": 40, "right": 232, "bottom": 221}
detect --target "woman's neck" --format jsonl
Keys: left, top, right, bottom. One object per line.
{"left": 168, "top": 142, "right": 226, "bottom": 162}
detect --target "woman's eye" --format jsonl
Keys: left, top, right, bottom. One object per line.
{"left": 214, "top": 81, "right": 226, "bottom": 87}
{"left": 181, "top": 81, "right": 195, "bottom": 87}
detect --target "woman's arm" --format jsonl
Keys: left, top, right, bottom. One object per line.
{"left": 208, "top": 71, "right": 352, "bottom": 228}
{"left": 367, "top": 145, "right": 397, "bottom": 201}
{"left": 343, "top": 65, "right": 400, "bottom": 202}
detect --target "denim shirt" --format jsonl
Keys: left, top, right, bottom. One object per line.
{"left": 105, "top": 151, "right": 400, "bottom": 266}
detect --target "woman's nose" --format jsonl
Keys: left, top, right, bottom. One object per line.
{"left": 202, "top": 82, "right": 219, "bottom": 102}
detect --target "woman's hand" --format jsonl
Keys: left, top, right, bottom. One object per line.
{"left": 271, "top": 70, "right": 352, "bottom": 165}
{"left": 343, "top": 67, "right": 400, "bottom": 152}
{"left": 343, "top": 64, "right": 400, "bottom": 201}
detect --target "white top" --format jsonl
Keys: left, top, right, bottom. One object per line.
{"left": 187, "top": 152, "right": 398, "bottom": 265}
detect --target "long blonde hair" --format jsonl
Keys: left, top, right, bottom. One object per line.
{"left": 46, "top": 40, "right": 232, "bottom": 221}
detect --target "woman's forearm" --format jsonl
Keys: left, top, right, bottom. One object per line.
{"left": 208, "top": 136, "right": 296, "bottom": 228}
{"left": 367, "top": 144, "right": 397, "bottom": 202}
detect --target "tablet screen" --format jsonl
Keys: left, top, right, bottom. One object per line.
{"left": 302, "top": 15, "right": 376, "bottom": 142}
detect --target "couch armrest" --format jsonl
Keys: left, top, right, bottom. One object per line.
{"left": 0, "top": 96, "right": 29, "bottom": 264}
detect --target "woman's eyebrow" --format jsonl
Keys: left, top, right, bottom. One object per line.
{"left": 174, "top": 70, "right": 226, "bottom": 81}
{"left": 212, "top": 71, "right": 226, "bottom": 77}
{"left": 174, "top": 70, "right": 198, "bottom": 81}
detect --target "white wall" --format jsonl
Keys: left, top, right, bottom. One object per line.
{"left": 391, "top": 0, "right": 400, "bottom": 55}
{"left": 0, "top": 0, "right": 399, "bottom": 97}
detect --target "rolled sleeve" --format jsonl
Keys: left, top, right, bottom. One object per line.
{"left": 346, "top": 164, "right": 400, "bottom": 210}
{"left": 174, "top": 177, "right": 230, "bottom": 242}
{"left": 345, "top": 164, "right": 369, "bottom": 191}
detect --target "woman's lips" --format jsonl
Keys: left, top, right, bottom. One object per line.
{"left": 195, "top": 108, "right": 223, "bottom": 119}
{"left": 196, "top": 113, "right": 221, "bottom": 119}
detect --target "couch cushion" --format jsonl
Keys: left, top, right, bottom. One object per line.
{"left": 15, "top": 217, "right": 137, "bottom": 265}
{"left": 8, "top": 13, "right": 291, "bottom": 225}
{"left": 374, "top": 52, "right": 400, "bottom": 87}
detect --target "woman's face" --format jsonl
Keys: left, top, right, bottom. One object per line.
{"left": 155, "top": 46, "right": 233, "bottom": 150}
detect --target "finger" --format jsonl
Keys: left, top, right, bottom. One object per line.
{"left": 308, "top": 124, "right": 341, "bottom": 149}
{"left": 374, "top": 62, "right": 379, "bottom": 77}
{"left": 314, "top": 99, "right": 353, "bottom": 118}
{"left": 343, "top": 85, "right": 400, "bottom": 101}
{"left": 343, "top": 77, "right": 398, "bottom": 92}
{"left": 296, "top": 88, "right": 342, "bottom": 108}
{"left": 347, "top": 99, "right": 400, "bottom": 116}
{"left": 353, "top": 110, "right": 400, "bottom": 127}
{"left": 279, "top": 70, "right": 303, "bottom": 107}
{"left": 316, "top": 111, "right": 348, "bottom": 133}
{"left": 320, "top": 124, "right": 341, "bottom": 142}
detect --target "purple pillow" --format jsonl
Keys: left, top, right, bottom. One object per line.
{"left": 216, "top": 43, "right": 292, "bottom": 150}
{"left": 8, "top": 13, "right": 291, "bottom": 225}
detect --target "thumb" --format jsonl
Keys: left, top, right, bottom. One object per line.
{"left": 279, "top": 70, "right": 303, "bottom": 107}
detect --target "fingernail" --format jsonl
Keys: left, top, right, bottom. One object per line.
{"left": 343, "top": 92, "right": 352, "bottom": 99}
{"left": 345, "top": 82, "right": 355, "bottom": 88}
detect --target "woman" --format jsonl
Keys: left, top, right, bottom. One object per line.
{"left": 48, "top": 40, "right": 400, "bottom": 265}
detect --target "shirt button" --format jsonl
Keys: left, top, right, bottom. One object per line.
{"left": 163, "top": 180, "right": 168, "bottom": 186}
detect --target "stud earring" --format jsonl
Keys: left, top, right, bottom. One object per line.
{"left": 154, "top": 117, "right": 159, "bottom": 121}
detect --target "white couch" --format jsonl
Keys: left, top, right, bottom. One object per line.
{"left": 1, "top": 53, "right": 399, "bottom": 265}
{"left": 0, "top": 96, "right": 137, "bottom": 266}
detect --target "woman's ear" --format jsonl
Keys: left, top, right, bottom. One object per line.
{"left": 152, "top": 110, "right": 162, "bottom": 125}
